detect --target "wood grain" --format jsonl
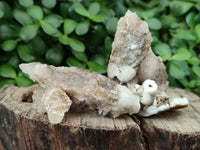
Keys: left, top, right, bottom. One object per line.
{"left": 134, "top": 88, "right": 200, "bottom": 150}
{"left": 0, "top": 85, "right": 199, "bottom": 150}
{"left": 0, "top": 85, "right": 144, "bottom": 150}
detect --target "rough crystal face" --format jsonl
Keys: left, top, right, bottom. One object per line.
{"left": 107, "top": 10, "right": 153, "bottom": 83}
{"left": 20, "top": 10, "right": 189, "bottom": 124}
{"left": 138, "top": 49, "right": 168, "bottom": 91}
{"left": 20, "top": 62, "right": 141, "bottom": 124}
{"left": 107, "top": 10, "right": 188, "bottom": 116}
{"left": 41, "top": 88, "right": 72, "bottom": 124}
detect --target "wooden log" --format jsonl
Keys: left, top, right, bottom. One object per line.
{"left": 0, "top": 85, "right": 144, "bottom": 150}
{"left": 0, "top": 85, "right": 199, "bottom": 150}
{"left": 133, "top": 88, "right": 200, "bottom": 150}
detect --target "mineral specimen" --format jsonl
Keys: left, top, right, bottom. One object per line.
{"left": 107, "top": 10, "right": 153, "bottom": 84}
{"left": 107, "top": 10, "right": 188, "bottom": 117}
{"left": 19, "top": 10, "right": 189, "bottom": 124}
{"left": 20, "top": 63, "right": 141, "bottom": 124}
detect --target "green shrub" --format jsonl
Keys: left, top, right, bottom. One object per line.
{"left": 0, "top": 0, "right": 200, "bottom": 94}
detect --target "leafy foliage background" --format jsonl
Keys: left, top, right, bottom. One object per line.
{"left": 0, "top": 0, "right": 200, "bottom": 94}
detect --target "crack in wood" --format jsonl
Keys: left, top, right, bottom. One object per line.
{"left": 131, "top": 115, "right": 149, "bottom": 150}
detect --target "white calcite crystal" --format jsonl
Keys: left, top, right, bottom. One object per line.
{"left": 19, "top": 10, "right": 189, "bottom": 124}
{"left": 139, "top": 95, "right": 189, "bottom": 117}
{"left": 140, "top": 79, "right": 158, "bottom": 106}
{"left": 20, "top": 62, "right": 141, "bottom": 124}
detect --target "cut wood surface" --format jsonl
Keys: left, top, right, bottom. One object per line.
{"left": 134, "top": 88, "right": 200, "bottom": 150}
{"left": 0, "top": 85, "right": 199, "bottom": 150}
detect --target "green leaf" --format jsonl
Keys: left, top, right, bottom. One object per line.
{"left": 8, "top": 56, "right": 20, "bottom": 69}
{"left": 59, "top": 34, "right": 70, "bottom": 45}
{"left": 190, "top": 49, "right": 198, "bottom": 57}
{"left": 105, "top": 36, "right": 113, "bottom": 51}
{"left": 13, "top": 9, "right": 33, "bottom": 25}
{"left": 45, "top": 45, "right": 64, "bottom": 65}
{"left": 169, "top": 38, "right": 186, "bottom": 48}
{"left": 170, "top": 1, "right": 193, "bottom": 17}
{"left": 0, "top": 1, "right": 12, "bottom": 20}
{"left": 169, "top": 62, "right": 185, "bottom": 79}
{"left": 15, "top": 76, "right": 34, "bottom": 87}
{"left": 105, "top": 36, "right": 113, "bottom": 58}
{"left": 105, "top": 17, "right": 118, "bottom": 33}
{"left": 30, "top": 36, "right": 46, "bottom": 57}
{"left": 18, "top": 0, "right": 33, "bottom": 7}
{"left": 195, "top": 24, "right": 200, "bottom": 39}
{"left": 0, "top": 79, "right": 16, "bottom": 89}
{"left": 74, "top": 6, "right": 90, "bottom": 18}
{"left": 0, "top": 9, "right": 4, "bottom": 18}
{"left": 194, "top": 14, "right": 200, "bottom": 25}
{"left": 172, "top": 48, "right": 191, "bottom": 61}
{"left": 89, "top": 15, "right": 104, "bottom": 22}
{"left": 87, "top": 61, "right": 107, "bottom": 74}
{"left": 187, "top": 57, "right": 200, "bottom": 65}
{"left": 1, "top": 40, "right": 17, "bottom": 52}
{"left": 55, "top": 30, "right": 63, "bottom": 38}
{"left": 17, "top": 45, "right": 35, "bottom": 62}
{"left": 75, "top": 21, "right": 90, "bottom": 35}
{"left": 69, "top": 38, "right": 85, "bottom": 52}
{"left": 146, "top": 18, "right": 162, "bottom": 30}
{"left": 42, "top": 0, "right": 56, "bottom": 9}
{"left": 88, "top": 2, "right": 100, "bottom": 16}
{"left": 175, "top": 29, "right": 196, "bottom": 41}
{"left": 44, "top": 15, "right": 62, "bottom": 28}
{"left": 64, "top": 19, "right": 77, "bottom": 35}
{"left": 88, "top": 25, "right": 107, "bottom": 46}
{"left": 71, "top": 50, "right": 87, "bottom": 62}
{"left": 173, "top": 61, "right": 189, "bottom": 73}
{"left": 188, "top": 80, "right": 197, "bottom": 88}
{"left": 60, "top": 3, "right": 69, "bottom": 18}
{"left": 27, "top": 5, "right": 43, "bottom": 20}
{"left": 0, "top": 25, "right": 17, "bottom": 40}
{"left": 0, "top": 64, "right": 17, "bottom": 79}
{"left": 114, "top": 1, "right": 126, "bottom": 16}
{"left": 170, "top": 22, "right": 179, "bottom": 29}
{"left": 41, "top": 20, "right": 57, "bottom": 35}
{"left": 160, "top": 15, "right": 173, "bottom": 29}
{"left": 90, "top": 54, "right": 105, "bottom": 65}
{"left": 66, "top": 57, "right": 86, "bottom": 69}
{"left": 19, "top": 24, "right": 39, "bottom": 41}
{"left": 154, "top": 43, "right": 171, "bottom": 60}
{"left": 98, "top": 5, "right": 112, "bottom": 22}
{"left": 197, "top": 2, "right": 200, "bottom": 11}
{"left": 141, "top": 9, "right": 155, "bottom": 19}
{"left": 192, "top": 66, "right": 200, "bottom": 78}
{"left": 186, "top": 11, "right": 195, "bottom": 28}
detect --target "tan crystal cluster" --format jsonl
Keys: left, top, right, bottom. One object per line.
{"left": 20, "top": 63, "right": 141, "bottom": 124}
{"left": 20, "top": 10, "right": 189, "bottom": 124}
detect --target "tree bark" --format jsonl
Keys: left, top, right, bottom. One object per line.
{"left": 0, "top": 85, "right": 199, "bottom": 150}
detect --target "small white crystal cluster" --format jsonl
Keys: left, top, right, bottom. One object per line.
{"left": 20, "top": 10, "right": 189, "bottom": 124}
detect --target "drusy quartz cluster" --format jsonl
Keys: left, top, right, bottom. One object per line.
{"left": 20, "top": 11, "right": 188, "bottom": 124}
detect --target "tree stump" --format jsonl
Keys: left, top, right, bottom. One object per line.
{"left": 0, "top": 85, "right": 199, "bottom": 150}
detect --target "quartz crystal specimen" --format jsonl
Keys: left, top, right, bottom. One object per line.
{"left": 107, "top": 10, "right": 153, "bottom": 84}
{"left": 107, "top": 10, "right": 188, "bottom": 117}
{"left": 20, "top": 63, "right": 141, "bottom": 124}
{"left": 19, "top": 10, "right": 189, "bottom": 124}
